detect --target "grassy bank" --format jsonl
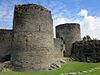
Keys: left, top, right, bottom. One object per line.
{"left": 0, "top": 62, "right": 100, "bottom": 75}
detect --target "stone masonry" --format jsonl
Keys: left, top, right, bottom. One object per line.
{"left": 0, "top": 29, "right": 12, "bottom": 62}
{"left": 0, "top": 4, "right": 81, "bottom": 72}
{"left": 11, "top": 4, "right": 54, "bottom": 71}
{"left": 54, "top": 38, "right": 65, "bottom": 58}
{"left": 56, "top": 23, "right": 81, "bottom": 57}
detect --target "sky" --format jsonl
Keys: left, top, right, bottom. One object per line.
{"left": 0, "top": 0, "right": 100, "bottom": 39}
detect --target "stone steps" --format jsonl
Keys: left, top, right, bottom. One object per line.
{"left": 48, "top": 57, "right": 73, "bottom": 70}
{"left": 0, "top": 61, "right": 12, "bottom": 72}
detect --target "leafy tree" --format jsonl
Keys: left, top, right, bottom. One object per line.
{"left": 83, "top": 35, "right": 92, "bottom": 42}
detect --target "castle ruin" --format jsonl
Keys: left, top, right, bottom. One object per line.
{"left": 56, "top": 23, "right": 81, "bottom": 57}
{"left": 0, "top": 4, "right": 81, "bottom": 71}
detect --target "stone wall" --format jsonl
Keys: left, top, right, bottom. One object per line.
{"left": 0, "top": 4, "right": 83, "bottom": 72}
{"left": 0, "top": 29, "right": 12, "bottom": 62}
{"left": 11, "top": 4, "right": 54, "bottom": 71}
{"left": 54, "top": 38, "right": 65, "bottom": 58}
{"left": 56, "top": 23, "right": 81, "bottom": 57}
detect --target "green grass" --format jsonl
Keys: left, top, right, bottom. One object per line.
{"left": 78, "top": 70, "right": 100, "bottom": 75}
{"left": 0, "top": 62, "right": 100, "bottom": 75}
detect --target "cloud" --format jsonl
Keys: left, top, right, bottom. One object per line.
{"left": 53, "top": 15, "right": 80, "bottom": 38}
{"left": 77, "top": 9, "right": 100, "bottom": 39}
{"left": 78, "top": 9, "right": 100, "bottom": 28}
{"left": 0, "top": 0, "right": 14, "bottom": 29}
{"left": 53, "top": 16, "right": 80, "bottom": 26}
{"left": 0, "top": 9, "right": 13, "bottom": 29}
{"left": 78, "top": 9, "right": 88, "bottom": 17}
{"left": 0, "top": 1, "right": 99, "bottom": 39}
{"left": 53, "top": 9, "right": 100, "bottom": 39}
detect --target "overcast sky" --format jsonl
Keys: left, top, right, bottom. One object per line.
{"left": 0, "top": 0, "right": 100, "bottom": 39}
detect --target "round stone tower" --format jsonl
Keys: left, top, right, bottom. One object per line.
{"left": 11, "top": 4, "right": 54, "bottom": 71}
{"left": 56, "top": 23, "right": 81, "bottom": 57}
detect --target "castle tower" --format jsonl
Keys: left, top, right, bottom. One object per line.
{"left": 11, "top": 4, "right": 54, "bottom": 71}
{"left": 56, "top": 23, "right": 81, "bottom": 57}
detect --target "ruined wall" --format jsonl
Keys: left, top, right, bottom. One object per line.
{"left": 54, "top": 38, "right": 65, "bottom": 58}
{"left": 11, "top": 4, "right": 54, "bottom": 71}
{"left": 0, "top": 29, "right": 12, "bottom": 62}
{"left": 56, "top": 23, "right": 81, "bottom": 57}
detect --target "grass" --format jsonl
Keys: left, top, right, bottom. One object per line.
{"left": 0, "top": 62, "right": 100, "bottom": 75}
{"left": 78, "top": 69, "right": 100, "bottom": 75}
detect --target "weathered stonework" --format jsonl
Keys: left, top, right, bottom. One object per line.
{"left": 11, "top": 4, "right": 54, "bottom": 71}
{"left": 56, "top": 23, "right": 81, "bottom": 57}
{"left": 54, "top": 38, "right": 65, "bottom": 58}
{"left": 0, "top": 29, "right": 12, "bottom": 62}
{"left": 0, "top": 4, "right": 82, "bottom": 72}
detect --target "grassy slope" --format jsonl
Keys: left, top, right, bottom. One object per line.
{"left": 0, "top": 62, "right": 100, "bottom": 75}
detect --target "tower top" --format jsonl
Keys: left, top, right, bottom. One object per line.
{"left": 15, "top": 4, "right": 51, "bottom": 13}
{"left": 56, "top": 23, "right": 80, "bottom": 29}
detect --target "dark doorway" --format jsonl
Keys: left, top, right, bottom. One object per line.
{"left": 63, "top": 51, "right": 66, "bottom": 57}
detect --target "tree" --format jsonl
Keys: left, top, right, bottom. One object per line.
{"left": 83, "top": 35, "right": 92, "bottom": 42}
